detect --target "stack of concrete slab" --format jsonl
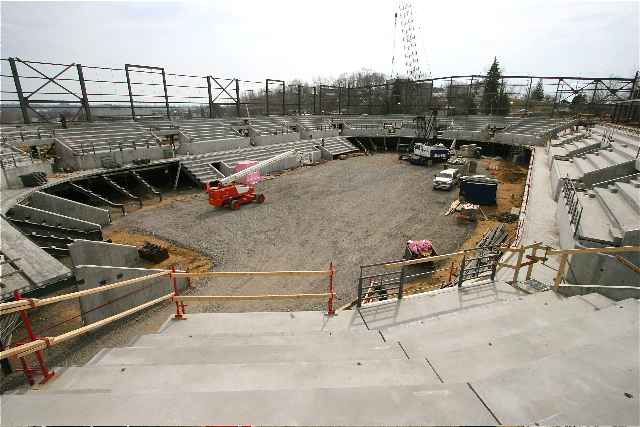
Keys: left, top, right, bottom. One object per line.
{"left": 4, "top": 281, "right": 638, "bottom": 425}
{"left": 3, "top": 191, "right": 109, "bottom": 257}
{"left": 0, "top": 217, "right": 73, "bottom": 301}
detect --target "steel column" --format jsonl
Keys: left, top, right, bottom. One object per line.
{"left": 125, "top": 64, "right": 136, "bottom": 120}
{"left": 9, "top": 58, "right": 30, "bottom": 124}
{"left": 76, "top": 64, "right": 92, "bottom": 122}
{"left": 236, "top": 79, "right": 241, "bottom": 118}
{"left": 161, "top": 69, "right": 170, "bottom": 120}
{"left": 207, "top": 76, "right": 214, "bottom": 119}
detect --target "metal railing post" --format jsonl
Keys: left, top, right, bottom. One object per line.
{"left": 12, "top": 290, "right": 55, "bottom": 385}
{"left": 398, "top": 266, "right": 405, "bottom": 300}
{"left": 357, "top": 275, "right": 363, "bottom": 308}
{"left": 458, "top": 255, "right": 466, "bottom": 287}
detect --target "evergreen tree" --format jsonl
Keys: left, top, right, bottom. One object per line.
{"left": 381, "top": 79, "right": 404, "bottom": 114}
{"left": 482, "top": 57, "right": 505, "bottom": 115}
{"left": 531, "top": 79, "right": 544, "bottom": 101}
{"left": 572, "top": 93, "right": 588, "bottom": 105}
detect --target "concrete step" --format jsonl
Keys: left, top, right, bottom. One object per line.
{"left": 536, "top": 379, "right": 639, "bottom": 426}
{"left": 38, "top": 358, "right": 441, "bottom": 393}
{"left": 156, "top": 310, "right": 367, "bottom": 335}
{"left": 599, "top": 148, "right": 631, "bottom": 166}
{"left": 87, "top": 341, "right": 408, "bottom": 366}
{"left": 358, "top": 281, "right": 538, "bottom": 330}
{"left": 615, "top": 181, "right": 640, "bottom": 214}
{"left": 472, "top": 328, "right": 639, "bottom": 426}
{"left": 425, "top": 298, "right": 638, "bottom": 384}
{"left": 575, "top": 191, "right": 622, "bottom": 245}
{"left": 129, "top": 330, "right": 385, "bottom": 347}
{"left": 573, "top": 156, "right": 595, "bottom": 175}
{"left": 593, "top": 186, "right": 639, "bottom": 232}
{"left": 2, "top": 382, "right": 498, "bottom": 426}
{"left": 383, "top": 294, "right": 616, "bottom": 356}
{"left": 585, "top": 152, "right": 614, "bottom": 169}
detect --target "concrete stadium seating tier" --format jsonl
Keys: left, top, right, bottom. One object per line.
{"left": 51, "top": 121, "right": 176, "bottom": 171}
{"left": 4, "top": 282, "right": 638, "bottom": 425}
{"left": 552, "top": 125, "right": 640, "bottom": 298}
{"left": 179, "top": 137, "right": 357, "bottom": 187}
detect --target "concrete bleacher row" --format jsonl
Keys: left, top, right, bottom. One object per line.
{"left": 549, "top": 124, "right": 639, "bottom": 295}
{"left": 1, "top": 191, "right": 111, "bottom": 302}
{"left": 4, "top": 282, "right": 638, "bottom": 425}
{"left": 179, "top": 137, "right": 358, "bottom": 186}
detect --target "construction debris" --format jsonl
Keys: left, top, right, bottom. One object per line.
{"left": 138, "top": 242, "right": 169, "bottom": 264}
{"left": 488, "top": 211, "right": 520, "bottom": 223}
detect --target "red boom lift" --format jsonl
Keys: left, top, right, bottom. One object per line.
{"left": 206, "top": 149, "right": 298, "bottom": 210}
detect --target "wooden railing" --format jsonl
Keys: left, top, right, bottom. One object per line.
{"left": 0, "top": 265, "right": 335, "bottom": 386}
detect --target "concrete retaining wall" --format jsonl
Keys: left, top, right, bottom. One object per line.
{"left": 76, "top": 265, "right": 189, "bottom": 325}
{"left": 253, "top": 133, "right": 301, "bottom": 146}
{"left": 176, "top": 137, "right": 251, "bottom": 155}
{"left": 301, "top": 130, "right": 340, "bottom": 140}
{"left": 0, "top": 161, "right": 53, "bottom": 190}
{"left": 340, "top": 128, "right": 389, "bottom": 137}
{"left": 555, "top": 196, "right": 579, "bottom": 250}
{"left": 581, "top": 160, "right": 637, "bottom": 189}
{"left": 560, "top": 248, "right": 640, "bottom": 301}
{"left": 8, "top": 205, "right": 101, "bottom": 232}
{"left": 69, "top": 240, "right": 141, "bottom": 270}
{"left": 54, "top": 145, "right": 168, "bottom": 172}
{"left": 549, "top": 160, "right": 563, "bottom": 201}
{"left": 27, "top": 192, "right": 111, "bottom": 226}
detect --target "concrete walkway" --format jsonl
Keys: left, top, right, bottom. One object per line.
{"left": 495, "top": 145, "right": 563, "bottom": 286}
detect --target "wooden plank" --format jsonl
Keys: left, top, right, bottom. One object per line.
{"left": 52, "top": 293, "right": 174, "bottom": 345}
{"left": 37, "top": 271, "right": 171, "bottom": 306}
{"left": 496, "top": 262, "right": 517, "bottom": 269}
{"left": 0, "top": 338, "right": 50, "bottom": 360}
{"left": 169, "top": 270, "right": 332, "bottom": 278}
{"left": 1, "top": 293, "right": 175, "bottom": 361}
{"left": 32, "top": 370, "right": 62, "bottom": 390}
{"left": 558, "top": 284, "right": 639, "bottom": 289}
{"left": 513, "top": 245, "right": 525, "bottom": 283}
{"left": 0, "top": 258, "right": 21, "bottom": 265}
{"left": 0, "top": 299, "right": 36, "bottom": 315}
{"left": 384, "top": 248, "right": 484, "bottom": 268}
{"left": 547, "top": 245, "right": 640, "bottom": 256}
{"left": 615, "top": 255, "right": 640, "bottom": 274}
{"left": 173, "top": 293, "right": 335, "bottom": 302}
{"left": 553, "top": 253, "right": 569, "bottom": 292}
{"left": 525, "top": 245, "right": 539, "bottom": 281}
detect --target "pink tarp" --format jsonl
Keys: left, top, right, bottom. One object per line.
{"left": 234, "top": 161, "right": 263, "bottom": 185}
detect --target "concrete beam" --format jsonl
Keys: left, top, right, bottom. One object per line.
{"left": 68, "top": 240, "right": 141, "bottom": 270}
{"left": 27, "top": 191, "right": 110, "bottom": 227}
{"left": 76, "top": 265, "right": 188, "bottom": 325}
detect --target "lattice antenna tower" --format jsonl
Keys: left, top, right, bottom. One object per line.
{"left": 397, "top": 1, "right": 431, "bottom": 120}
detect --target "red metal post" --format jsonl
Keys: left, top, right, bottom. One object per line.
{"left": 12, "top": 290, "right": 55, "bottom": 385}
{"left": 172, "top": 265, "right": 187, "bottom": 318}
{"left": 186, "top": 254, "right": 195, "bottom": 289}
{"left": 327, "top": 262, "right": 336, "bottom": 315}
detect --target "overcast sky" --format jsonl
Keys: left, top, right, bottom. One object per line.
{"left": 1, "top": 0, "right": 638, "bottom": 85}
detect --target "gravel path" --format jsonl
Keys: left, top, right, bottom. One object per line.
{"left": 115, "top": 153, "right": 474, "bottom": 313}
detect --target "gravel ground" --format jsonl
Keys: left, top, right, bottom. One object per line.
{"left": 115, "top": 153, "right": 474, "bottom": 313}
{"left": 1, "top": 153, "right": 477, "bottom": 391}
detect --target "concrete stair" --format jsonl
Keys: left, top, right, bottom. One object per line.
{"left": 3, "top": 282, "right": 638, "bottom": 426}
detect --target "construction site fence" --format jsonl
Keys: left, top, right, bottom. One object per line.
{"left": 0, "top": 264, "right": 335, "bottom": 386}
{"left": 2, "top": 57, "right": 637, "bottom": 125}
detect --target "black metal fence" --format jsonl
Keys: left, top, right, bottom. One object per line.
{"left": 561, "top": 176, "right": 583, "bottom": 236}
{"left": 2, "top": 57, "right": 637, "bottom": 125}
